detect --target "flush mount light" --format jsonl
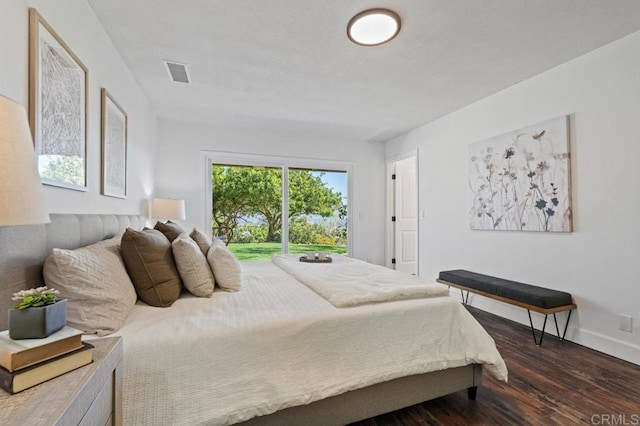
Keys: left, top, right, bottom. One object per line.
{"left": 347, "top": 8, "right": 401, "bottom": 46}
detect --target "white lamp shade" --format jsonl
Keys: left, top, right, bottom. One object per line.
{"left": 0, "top": 95, "right": 50, "bottom": 227}
{"left": 153, "top": 198, "right": 186, "bottom": 220}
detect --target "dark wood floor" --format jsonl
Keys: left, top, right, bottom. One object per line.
{"left": 351, "top": 306, "right": 640, "bottom": 425}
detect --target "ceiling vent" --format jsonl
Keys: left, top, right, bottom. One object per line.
{"left": 164, "top": 60, "right": 191, "bottom": 84}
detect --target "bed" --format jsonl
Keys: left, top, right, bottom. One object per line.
{"left": 0, "top": 214, "right": 507, "bottom": 425}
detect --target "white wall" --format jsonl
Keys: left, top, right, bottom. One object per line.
{"left": 0, "top": 0, "right": 157, "bottom": 215}
{"left": 156, "top": 119, "right": 386, "bottom": 264}
{"left": 386, "top": 31, "right": 640, "bottom": 364}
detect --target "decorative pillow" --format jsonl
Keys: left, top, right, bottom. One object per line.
{"left": 206, "top": 239, "right": 242, "bottom": 291}
{"left": 154, "top": 220, "right": 185, "bottom": 242}
{"left": 189, "top": 228, "right": 212, "bottom": 256}
{"left": 121, "top": 228, "right": 183, "bottom": 307}
{"left": 172, "top": 233, "right": 215, "bottom": 297}
{"left": 43, "top": 235, "right": 137, "bottom": 336}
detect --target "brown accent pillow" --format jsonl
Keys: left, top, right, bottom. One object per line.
{"left": 154, "top": 220, "right": 185, "bottom": 242}
{"left": 121, "top": 228, "right": 183, "bottom": 307}
{"left": 189, "top": 228, "right": 212, "bottom": 256}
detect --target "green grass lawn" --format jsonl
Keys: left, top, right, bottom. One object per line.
{"left": 227, "top": 242, "right": 347, "bottom": 260}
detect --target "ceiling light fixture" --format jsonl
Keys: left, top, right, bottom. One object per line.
{"left": 347, "top": 8, "right": 401, "bottom": 46}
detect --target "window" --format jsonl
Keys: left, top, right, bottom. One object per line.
{"left": 204, "top": 152, "right": 352, "bottom": 260}
{"left": 287, "top": 168, "right": 347, "bottom": 257}
{"left": 211, "top": 164, "right": 283, "bottom": 258}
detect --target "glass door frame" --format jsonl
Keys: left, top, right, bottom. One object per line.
{"left": 203, "top": 151, "right": 354, "bottom": 257}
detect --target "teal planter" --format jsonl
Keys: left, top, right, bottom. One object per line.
{"left": 8, "top": 299, "right": 67, "bottom": 339}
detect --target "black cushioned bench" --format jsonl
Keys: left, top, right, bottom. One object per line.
{"left": 437, "top": 270, "right": 576, "bottom": 346}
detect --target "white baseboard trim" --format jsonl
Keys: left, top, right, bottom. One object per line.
{"left": 571, "top": 328, "right": 640, "bottom": 366}
{"left": 449, "top": 290, "right": 640, "bottom": 366}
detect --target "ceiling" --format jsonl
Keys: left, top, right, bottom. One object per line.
{"left": 87, "top": 0, "right": 640, "bottom": 142}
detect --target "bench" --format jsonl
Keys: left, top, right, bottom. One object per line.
{"left": 437, "top": 270, "right": 576, "bottom": 346}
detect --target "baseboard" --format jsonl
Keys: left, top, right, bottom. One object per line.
{"left": 571, "top": 328, "right": 640, "bottom": 366}
{"left": 450, "top": 290, "right": 640, "bottom": 366}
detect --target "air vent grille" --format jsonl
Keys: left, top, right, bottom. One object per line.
{"left": 164, "top": 61, "right": 190, "bottom": 84}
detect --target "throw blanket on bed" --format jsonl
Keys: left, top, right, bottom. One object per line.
{"left": 271, "top": 255, "right": 449, "bottom": 307}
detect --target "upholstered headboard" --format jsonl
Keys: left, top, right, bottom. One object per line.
{"left": 0, "top": 214, "right": 145, "bottom": 330}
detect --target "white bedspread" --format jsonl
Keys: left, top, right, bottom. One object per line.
{"left": 272, "top": 255, "right": 449, "bottom": 307}
{"left": 112, "top": 260, "right": 508, "bottom": 425}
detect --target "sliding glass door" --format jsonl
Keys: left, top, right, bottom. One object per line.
{"left": 287, "top": 168, "right": 347, "bottom": 257}
{"left": 211, "top": 164, "right": 283, "bottom": 259}
{"left": 209, "top": 158, "right": 349, "bottom": 260}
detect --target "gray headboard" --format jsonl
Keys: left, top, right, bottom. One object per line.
{"left": 0, "top": 214, "right": 145, "bottom": 330}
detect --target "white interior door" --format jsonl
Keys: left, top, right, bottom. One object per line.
{"left": 394, "top": 157, "right": 418, "bottom": 275}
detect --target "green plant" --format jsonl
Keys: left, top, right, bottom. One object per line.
{"left": 40, "top": 155, "right": 84, "bottom": 186}
{"left": 233, "top": 224, "right": 268, "bottom": 243}
{"left": 314, "top": 235, "right": 336, "bottom": 246}
{"left": 12, "top": 286, "right": 60, "bottom": 310}
{"left": 212, "top": 166, "right": 345, "bottom": 242}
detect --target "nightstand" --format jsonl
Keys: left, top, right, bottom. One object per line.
{"left": 0, "top": 336, "right": 123, "bottom": 426}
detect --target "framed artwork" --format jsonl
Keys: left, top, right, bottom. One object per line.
{"left": 468, "top": 116, "right": 572, "bottom": 232}
{"left": 100, "top": 89, "right": 128, "bottom": 198}
{"left": 29, "top": 8, "right": 88, "bottom": 190}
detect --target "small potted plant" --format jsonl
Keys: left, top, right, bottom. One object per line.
{"left": 9, "top": 286, "right": 67, "bottom": 339}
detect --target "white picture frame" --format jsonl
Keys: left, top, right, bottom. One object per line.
{"left": 101, "top": 89, "right": 127, "bottom": 199}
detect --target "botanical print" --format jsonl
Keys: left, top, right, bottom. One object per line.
{"left": 30, "top": 10, "right": 87, "bottom": 190}
{"left": 469, "top": 116, "right": 571, "bottom": 232}
{"left": 101, "top": 90, "right": 127, "bottom": 198}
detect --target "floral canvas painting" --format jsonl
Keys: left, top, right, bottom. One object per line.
{"left": 469, "top": 116, "right": 571, "bottom": 232}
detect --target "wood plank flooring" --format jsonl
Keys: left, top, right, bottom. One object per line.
{"left": 351, "top": 306, "right": 640, "bottom": 425}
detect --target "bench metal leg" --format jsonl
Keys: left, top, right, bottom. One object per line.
{"left": 451, "top": 285, "right": 470, "bottom": 305}
{"left": 528, "top": 310, "right": 573, "bottom": 346}
{"left": 459, "top": 289, "right": 470, "bottom": 305}
{"left": 553, "top": 310, "right": 573, "bottom": 341}
{"left": 527, "top": 310, "right": 548, "bottom": 346}
{"left": 563, "top": 310, "right": 572, "bottom": 339}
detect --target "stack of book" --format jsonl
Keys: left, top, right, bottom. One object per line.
{"left": 0, "top": 326, "right": 93, "bottom": 394}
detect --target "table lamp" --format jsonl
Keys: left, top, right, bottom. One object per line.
{"left": 0, "top": 95, "right": 50, "bottom": 227}
{"left": 152, "top": 198, "right": 186, "bottom": 220}
{"left": 1, "top": 94, "right": 53, "bottom": 338}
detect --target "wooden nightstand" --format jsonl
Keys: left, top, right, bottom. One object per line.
{"left": 0, "top": 336, "right": 123, "bottom": 426}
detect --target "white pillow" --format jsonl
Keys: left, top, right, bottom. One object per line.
{"left": 172, "top": 233, "right": 215, "bottom": 297}
{"left": 206, "top": 239, "right": 241, "bottom": 291}
{"left": 43, "top": 235, "right": 137, "bottom": 336}
{"left": 189, "top": 228, "right": 212, "bottom": 256}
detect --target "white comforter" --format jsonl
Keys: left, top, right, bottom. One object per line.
{"left": 112, "top": 260, "right": 508, "bottom": 425}
{"left": 272, "top": 255, "right": 449, "bottom": 307}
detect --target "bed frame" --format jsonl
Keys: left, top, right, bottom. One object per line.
{"left": 0, "top": 213, "right": 482, "bottom": 425}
